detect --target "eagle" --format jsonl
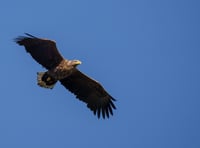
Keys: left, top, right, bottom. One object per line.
{"left": 15, "top": 33, "right": 116, "bottom": 119}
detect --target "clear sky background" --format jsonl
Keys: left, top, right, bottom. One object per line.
{"left": 0, "top": 0, "right": 200, "bottom": 148}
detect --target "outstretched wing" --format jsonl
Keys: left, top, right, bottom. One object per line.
{"left": 15, "top": 33, "right": 64, "bottom": 69}
{"left": 60, "top": 70, "right": 116, "bottom": 119}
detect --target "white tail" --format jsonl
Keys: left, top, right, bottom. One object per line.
{"left": 37, "top": 72, "right": 56, "bottom": 89}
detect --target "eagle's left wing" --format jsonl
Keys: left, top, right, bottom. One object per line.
{"left": 60, "top": 69, "right": 116, "bottom": 119}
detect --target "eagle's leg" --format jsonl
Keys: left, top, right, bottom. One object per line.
{"left": 37, "top": 72, "right": 57, "bottom": 89}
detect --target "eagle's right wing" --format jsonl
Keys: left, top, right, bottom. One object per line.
{"left": 15, "top": 33, "right": 64, "bottom": 70}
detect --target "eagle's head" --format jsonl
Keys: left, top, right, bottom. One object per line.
{"left": 67, "top": 60, "right": 82, "bottom": 67}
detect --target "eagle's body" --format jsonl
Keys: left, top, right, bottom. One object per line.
{"left": 37, "top": 59, "right": 81, "bottom": 89}
{"left": 50, "top": 60, "right": 78, "bottom": 78}
{"left": 15, "top": 33, "right": 116, "bottom": 119}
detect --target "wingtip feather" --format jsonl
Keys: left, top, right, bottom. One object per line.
{"left": 24, "top": 33, "right": 37, "bottom": 38}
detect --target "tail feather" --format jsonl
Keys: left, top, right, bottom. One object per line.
{"left": 37, "top": 72, "right": 57, "bottom": 89}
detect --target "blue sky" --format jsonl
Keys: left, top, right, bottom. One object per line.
{"left": 0, "top": 0, "right": 200, "bottom": 147}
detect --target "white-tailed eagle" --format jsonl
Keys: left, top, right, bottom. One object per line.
{"left": 15, "top": 33, "right": 116, "bottom": 119}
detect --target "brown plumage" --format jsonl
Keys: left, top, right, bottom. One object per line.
{"left": 15, "top": 33, "right": 116, "bottom": 119}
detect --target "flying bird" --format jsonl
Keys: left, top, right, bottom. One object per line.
{"left": 15, "top": 33, "right": 116, "bottom": 119}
